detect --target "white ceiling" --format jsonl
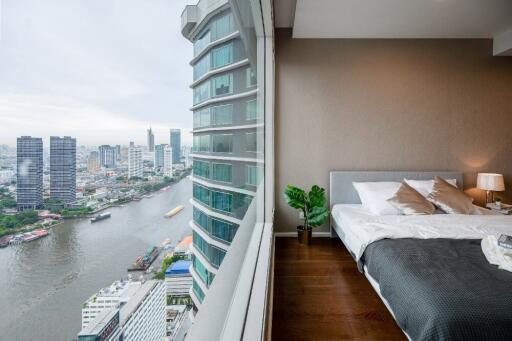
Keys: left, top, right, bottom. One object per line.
{"left": 274, "top": 0, "right": 512, "bottom": 55}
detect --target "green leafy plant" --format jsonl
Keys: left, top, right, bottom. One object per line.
{"left": 283, "top": 185, "right": 329, "bottom": 231}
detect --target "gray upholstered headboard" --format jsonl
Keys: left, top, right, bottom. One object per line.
{"left": 329, "top": 171, "right": 463, "bottom": 207}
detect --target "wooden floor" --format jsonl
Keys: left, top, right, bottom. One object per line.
{"left": 272, "top": 238, "right": 406, "bottom": 341}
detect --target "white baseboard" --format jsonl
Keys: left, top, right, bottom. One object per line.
{"left": 274, "top": 231, "right": 332, "bottom": 238}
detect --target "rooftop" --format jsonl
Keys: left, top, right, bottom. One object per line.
{"left": 166, "top": 260, "right": 192, "bottom": 276}
{"left": 78, "top": 309, "right": 119, "bottom": 337}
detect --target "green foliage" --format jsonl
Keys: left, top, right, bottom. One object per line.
{"left": 0, "top": 199, "right": 17, "bottom": 209}
{"left": 0, "top": 210, "right": 39, "bottom": 229}
{"left": 283, "top": 185, "right": 329, "bottom": 230}
{"left": 59, "top": 206, "right": 94, "bottom": 218}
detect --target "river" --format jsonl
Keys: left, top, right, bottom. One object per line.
{"left": 0, "top": 177, "right": 192, "bottom": 341}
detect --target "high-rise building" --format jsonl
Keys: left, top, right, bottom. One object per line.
{"left": 81, "top": 279, "right": 141, "bottom": 329}
{"left": 182, "top": 2, "right": 261, "bottom": 310}
{"left": 50, "top": 136, "right": 76, "bottom": 204}
{"left": 163, "top": 145, "right": 173, "bottom": 178}
{"left": 154, "top": 144, "right": 166, "bottom": 171}
{"left": 87, "top": 151, "right": 100, "bottom": 173}
{"left": 128, "top": 145, "right": 143, "bottom": 179}
{"left": 99, "top": 145, "right": 117, "bottom": 168}
{"left": 170, "top": 129, "right": 181, "bottom": 164}
{"left": 16, "top": 136, "right": 44, "bottom": 211}
{"left": 78, "top": 280, "right": 166, "bottom": 341}
{"left": 147, "top": 127, "right": 155, "bottom": 152}
{"left": 115, "top": 145, "right": 122, "bottom": 161}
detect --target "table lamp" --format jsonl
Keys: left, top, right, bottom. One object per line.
{"left": 477, "top": 173, "right": 505, "bottom": 204}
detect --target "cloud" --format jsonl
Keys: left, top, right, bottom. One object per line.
{"left": 0, "top": 0, "right": 195, "bottom": 146}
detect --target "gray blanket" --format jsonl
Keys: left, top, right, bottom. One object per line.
{"left": 363, "top": 238, "right": 512, "bottom": 341}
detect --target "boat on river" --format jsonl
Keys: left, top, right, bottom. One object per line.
{"left": 91, "top": 212, "right": 111, "bottom": 223}
{"left": 164, "top": 205, "right": 184, "bottom": 218}
{"left": 128, "top": 246, "right": 160, "bottom": 271}
{"left": 0, "top": 236, "right": 13, "bottom": 248}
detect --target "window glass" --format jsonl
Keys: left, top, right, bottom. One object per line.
{"left": 194, "top": 30, "right": 211, "bottom": 56}
{"left": 211, "top": 104, "right": 233, "bottom": 126}
{"left": 211, "top": 43, "right": 233, "bottom": 69}
{"left": 212, "top": 12, "right": 234, "bottom": 40}
{"left": 246, "top": 165, "right": 262, "bottom": 186}
{"left": 193, "top": 135, "right": 210, "bottom": 152}
{"left": 194, "top": 54, "right": 210, "bottom": 80}
{"left": 193, "top": 81, "right": 210, "bottom": 104}
{"left": 212, "top": 73, "right": 233, "bottom": 96}
{"left": 193, "top": 230, "right": 210, "bottom": 258}
{"left": 192, "top": 281, "right": 205, "bottom": 303}
{"left": 246, "top": 67, "right": 256, "bottom": 88}
{"left": 193, "top": 160, "right": 210, "bottom": 179}
{"left": 245, "top": 132, "right": 263, "bottom": 153}
{"left": 193, "top": 108, "right": 211, "bottom": 128}
{"left": 193, "top": 207, "right": 209, "bottom": 231}
{"left": 211, "top": 218, "right": 238, "bottom": 243}
{"left": 212, "top": 134, "right": 233, "bottom": 153}
{"left": 212, "top": 163, "right": 232, "bottom": 183}
{"left": 246, "top": 99, "right": 257, "bottom": 120}
{"left": 210, "top": 246, "right": 226, "bottom": 268}
{"left": 192, "top": 255, "right": 210, "bottom": 286}
{"left": 211, "top": 191, "right": 232, "bottom": 212}
{"left": 193, "top": 184, "right": 210, "bottom": 205}
{"left": 245, "top": 132, "right": 257, "bottom": 152}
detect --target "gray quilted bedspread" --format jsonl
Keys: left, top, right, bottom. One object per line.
{"left": 363, "top": 238, "right": 512, "bottom": 341}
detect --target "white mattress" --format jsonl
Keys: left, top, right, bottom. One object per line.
{"left": 331, "top": 204, "right": 510, "bottom": 261}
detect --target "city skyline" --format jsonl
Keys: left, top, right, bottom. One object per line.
{"left": 0, "top": 0, "right": 195, "bottom": 147}
{"left": 0, "top": 128, "right": 192, "bottom": 149}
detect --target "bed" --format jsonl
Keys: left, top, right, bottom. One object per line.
{"left": 330, "top": 171, "right": 512, "bottom": 341}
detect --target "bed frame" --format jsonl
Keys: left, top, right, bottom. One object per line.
{"left": 328, "top": 171, "right": 464, "bottom": 341}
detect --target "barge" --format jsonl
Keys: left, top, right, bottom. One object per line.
{"left": 164, "top": 205, "right": 184, "bottom": 218}
{"left": 128, "top": 246, "right": 160, "bottom": 271}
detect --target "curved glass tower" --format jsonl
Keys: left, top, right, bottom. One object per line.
{"left": 182, "top": 0, "right": 263, "bottom": 312}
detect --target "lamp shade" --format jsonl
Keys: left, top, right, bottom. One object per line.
{"left": 477, "top": 173, "right": 505, "bottom": 191}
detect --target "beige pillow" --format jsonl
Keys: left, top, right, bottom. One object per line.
{"left": 387, "top": 181, "right": 436, "bottom": 215}
{"left": 427, "top": 176, "right": 474, "bottom": 214}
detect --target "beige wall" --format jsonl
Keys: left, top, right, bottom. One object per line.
{"left": 275, "top": 28, "right": 512, "bottom": 233}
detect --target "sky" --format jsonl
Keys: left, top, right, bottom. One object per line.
{"left": 0, "top": 0, "right": 196, "bottom": 147}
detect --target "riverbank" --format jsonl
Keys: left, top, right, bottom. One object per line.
{"left": 0, "top": 171, "right": 190, "bottom": 238}
{"left": 0, "top": 176, "right": 193, "bottom": 341}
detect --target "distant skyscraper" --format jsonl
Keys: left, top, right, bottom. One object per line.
{"left": 16, "top": 136, "right": 43, "bottom": 211}
{"left": 128, "top": 145, "right": 143, "bottom": 179}
{"left": 163, "top": 145, "right": 173, "bottom": 178}
{"left": 115, "top": 145, "right": 122, "bottom": 161}
{"left": 147, "top": 128, "right": 155, "bottom": 152}
{"left": 170, "top": 129, "right": 181, "bottom": 164}
{"left": 99, "top": 145, "right": 116, "bottom": 168}
{"left": 87, "top": 151, "right": 100, "bottom": 173}
{"left": 154, "top": 144, "right": 167, "bottom": 171}
{"left": 50, "top": 136, "right": 77, "bottom": 204}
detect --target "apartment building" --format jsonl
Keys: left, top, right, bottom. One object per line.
{"left": 16, "top": 136, "right": 44, "bottom": 211}
{"left": 49, "top": 136, "right": 76, "bottom": 204}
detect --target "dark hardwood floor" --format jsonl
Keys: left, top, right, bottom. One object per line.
{"left": 272, "top": 237, "right": 406, "bottom": 341}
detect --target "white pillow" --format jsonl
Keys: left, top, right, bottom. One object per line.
{"left": 352, "top": 181, "right": 402, "bottom": 215}
{"left": 405, "top": 178, "right": 457, "bottom": 198}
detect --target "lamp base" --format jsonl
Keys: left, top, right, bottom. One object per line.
{"left": 486, "top": 190, "right": 494, "bottom": 204}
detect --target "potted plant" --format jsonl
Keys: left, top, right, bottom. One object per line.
{"left": 283, "top": 185, "right": 329, "bottom": 245}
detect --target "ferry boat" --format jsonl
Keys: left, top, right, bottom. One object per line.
{"left": 128, "top": 246, "right": 160, "bottom": 271}
{"left": 90, "top": 212, "right": 111, "bottom": 223}
{"left": 0, "top": 236, "right": 13, "bottom": 248}
{"left": 164, "top": 205, "right": 184, "bottom": 218}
